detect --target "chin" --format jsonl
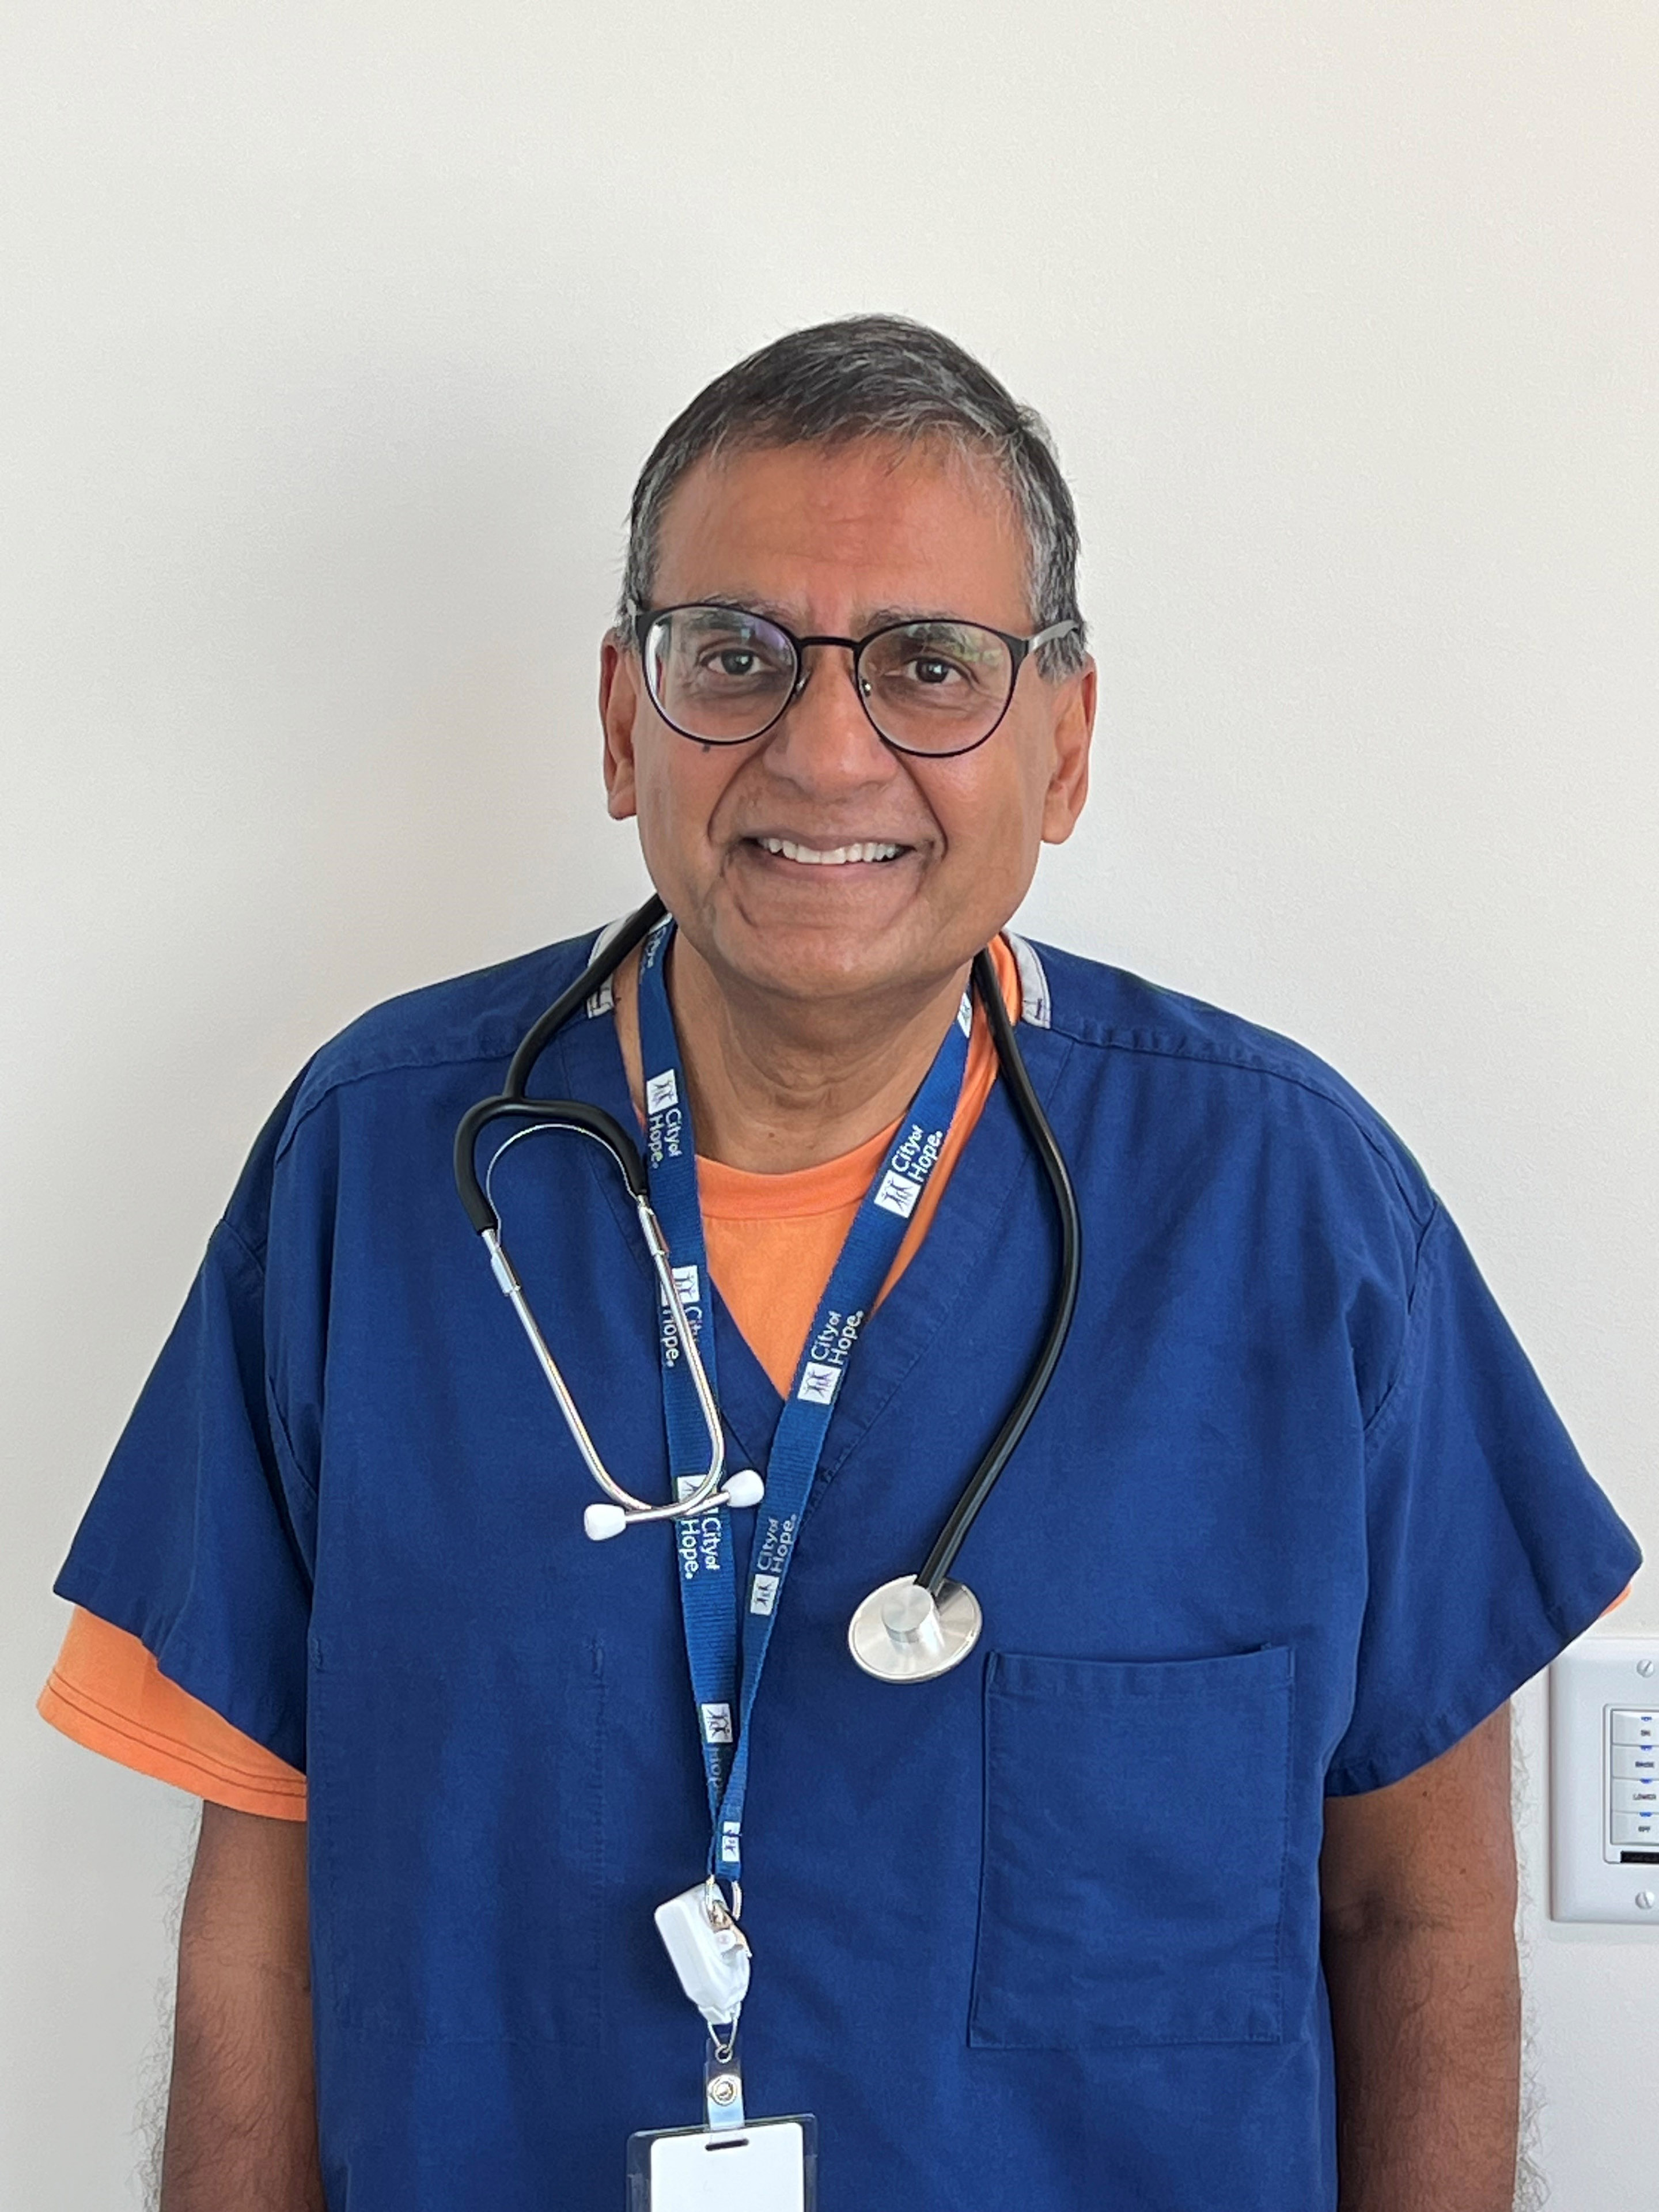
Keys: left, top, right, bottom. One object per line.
{"left": 717, "top": 915, "right": 915, "bottom": 1003}
{"left": 747, "top": 938, "right": 896, "bottom": 999}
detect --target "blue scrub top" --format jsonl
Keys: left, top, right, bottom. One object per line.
{"left": 56, "top": 931, "right": 1640, "bottom": 2211}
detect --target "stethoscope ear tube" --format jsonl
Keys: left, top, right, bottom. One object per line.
{"left": 455, "top": 888, "right": 669, "bottom": 1229}
{"left": 911, "top": 946, "right": 1082, "bottom": 1599}
{"left": 454, "top": 1093, "right": 650, "bottom": 1233}
{"left": 503, "top": 893, "right": 665, "bottom": 1100}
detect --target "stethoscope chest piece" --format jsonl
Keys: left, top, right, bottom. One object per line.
{"left": 847, "top": 1575, "right": 983, "bottom": 1684}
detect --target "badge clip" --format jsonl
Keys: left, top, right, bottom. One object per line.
{"left": 703, "top": 2033, "right": 747, "bottom": 2131}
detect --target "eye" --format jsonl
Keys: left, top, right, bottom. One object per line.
{"left": 864, "top": 623, "right": 996, "bottom": 698}
{"left": 889, "top": 645, "right": 972, "bottom": 694}
{"left": 674, "top": 629, "right": 790, "bottom": 691}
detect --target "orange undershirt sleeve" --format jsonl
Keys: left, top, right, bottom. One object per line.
{"left": 39, "top": 1607, "right": 308, "bottom": 1820}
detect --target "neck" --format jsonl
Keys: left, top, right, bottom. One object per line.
{"left": 613, "top": 937, "right": 974, "bottom": 1174}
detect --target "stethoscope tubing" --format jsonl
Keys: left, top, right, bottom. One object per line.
{"left": 453, "top": 896, "right": 1081, "bottom": 1592}
{"left": 504, "top": 895, "right": 668, "bottom": 1103}
{"left": 914, "top": 946, "right": 1082, "bottom": 1596}
{"left": 476, "top": 1125, "right": 728, "bottom": 1522}
{"left": 454, "top": 903, "right": 730, "bottom": 1522}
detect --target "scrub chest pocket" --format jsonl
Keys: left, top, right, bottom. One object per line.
{"left": 970, "top": 1646, "right": 1293, "bottom": 2048}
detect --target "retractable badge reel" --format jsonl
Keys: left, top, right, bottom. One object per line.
{"left": 628, "top": 1884, "right": 818, "bottom": 2209}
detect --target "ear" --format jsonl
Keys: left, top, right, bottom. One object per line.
{"left": 600, "top": 632, "right": 641, "bottom": 821}
{"left": 1040, "top": 658, "right": 1096, "bottom": 845}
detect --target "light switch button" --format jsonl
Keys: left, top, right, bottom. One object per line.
{"left": 1612, "top": 1812, "right": 1659, "bottom": 1844}
{"left": 1611, "top": 1710, "right": 1658, "bottom": 1745}
{"left": 1612, "top": 1748, "right": 1658, "bottom": 1779}
{"left": 1612, "top": 1780, "right": 1659, "bottom": 1812}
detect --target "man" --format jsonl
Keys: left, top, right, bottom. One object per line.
{"left": 43, "top": 316, "right": 1639, "bottom": 2210}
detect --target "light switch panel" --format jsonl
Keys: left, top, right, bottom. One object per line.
{"left": 1550, "top": 1633, "right": 1659, "bottom": 1924}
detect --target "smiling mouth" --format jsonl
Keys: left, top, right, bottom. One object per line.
{"left": 750, "top": 836, "right": 907, "bottom": 866}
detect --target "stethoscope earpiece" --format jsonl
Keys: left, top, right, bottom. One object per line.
{"left": 583, "top": 1468, "right": 765, "bottom": 1544}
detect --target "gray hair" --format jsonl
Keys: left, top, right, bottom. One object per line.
{"left": 618, "top": 315, "right": 1088, "bottom": 677}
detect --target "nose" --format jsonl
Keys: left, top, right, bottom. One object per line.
{"left": 762, "top": 642, "right": 896, "bottom": 796}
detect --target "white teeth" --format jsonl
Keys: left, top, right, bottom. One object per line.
{"left": 756, "top": 837, "right": 903, "bottom": 865}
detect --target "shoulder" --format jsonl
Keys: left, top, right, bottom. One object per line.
{"left": 217, "top": 928, "right": 611, "bottom": 1258}
{"left": 280, "top": 927, "right": 607, "bottom": 1137}
{"left": 1022, "top": 936, "right": 1435, "bottom": 1230}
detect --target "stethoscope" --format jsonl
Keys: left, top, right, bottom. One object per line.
{"left": 454, "top": 894, "right": 1081, "bottom": 1683}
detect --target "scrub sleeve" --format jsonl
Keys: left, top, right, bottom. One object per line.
{"left": 38, "top": 1607, "right": 307, "bottom": 1819}
{"left": 1326, "top": 1201, "right": 1639, "bottom": 1794}
{"left": 47, "top": 1088, "right": 318, "bottom": 1782}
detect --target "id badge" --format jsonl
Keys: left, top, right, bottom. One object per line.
{"left": 626, "top": 2115, "right": 818, "bottom": 2210}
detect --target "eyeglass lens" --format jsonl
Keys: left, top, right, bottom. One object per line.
{"left": 642, "top": 606, "right": 1016, "bottom": 755}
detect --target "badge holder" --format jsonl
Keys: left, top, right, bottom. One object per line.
{"left": 631, "top": 1884, "right": 817, "bottom": 2207}
{"left": 626, "top": 2104, "right": 819, "bottom": 2211}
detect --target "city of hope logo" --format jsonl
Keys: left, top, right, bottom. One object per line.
{"left": 797, "top": 1362, "right": 843, "bottom": 1405}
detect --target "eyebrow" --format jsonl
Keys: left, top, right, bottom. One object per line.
{"left": 861, "top": 604, "right": 968, "bottom": 632}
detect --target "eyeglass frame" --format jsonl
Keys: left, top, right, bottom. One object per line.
{"left": 628, "top": 601, "right": 1081, "bottom": 760}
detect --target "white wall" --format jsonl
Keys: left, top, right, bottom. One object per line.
{"left": 3, "top": 5, "right": 1654, "bottom": 2203}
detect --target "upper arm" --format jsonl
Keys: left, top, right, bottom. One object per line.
{"left": 164, "top": 1806, "right": 321, "bottom": 2209}
{"left": 52, "top": 1198, "right": 317, "bottom": 1771}
{"left": 1324, "top": 1205, "right": 1639, "bottom": 1799}
{"left": 181, "top": 1802, "right": 310, "bottom": 1975}
{"left": 1320, "top": 1703, "right": 1516, "bottom": 1940}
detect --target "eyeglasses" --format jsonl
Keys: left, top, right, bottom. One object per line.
{"left": 632, "top": 603, "right": 1079, "bottom": 759}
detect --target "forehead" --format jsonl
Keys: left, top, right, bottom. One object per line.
{"left": 649, "top": 437, "right": 1032, "bottom": 624}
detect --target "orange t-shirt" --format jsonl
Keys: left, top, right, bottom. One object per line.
{"left": 39, "top": 939, "right": 1022, "bottom": 1820}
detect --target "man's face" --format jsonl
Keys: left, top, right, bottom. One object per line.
{"left": 601, "top": 437, "right": 1094, "bottom": 1010}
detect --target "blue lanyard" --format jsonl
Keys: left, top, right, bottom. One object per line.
{"left": 635, "top": 919, "right": 972, "bottom": 1888}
